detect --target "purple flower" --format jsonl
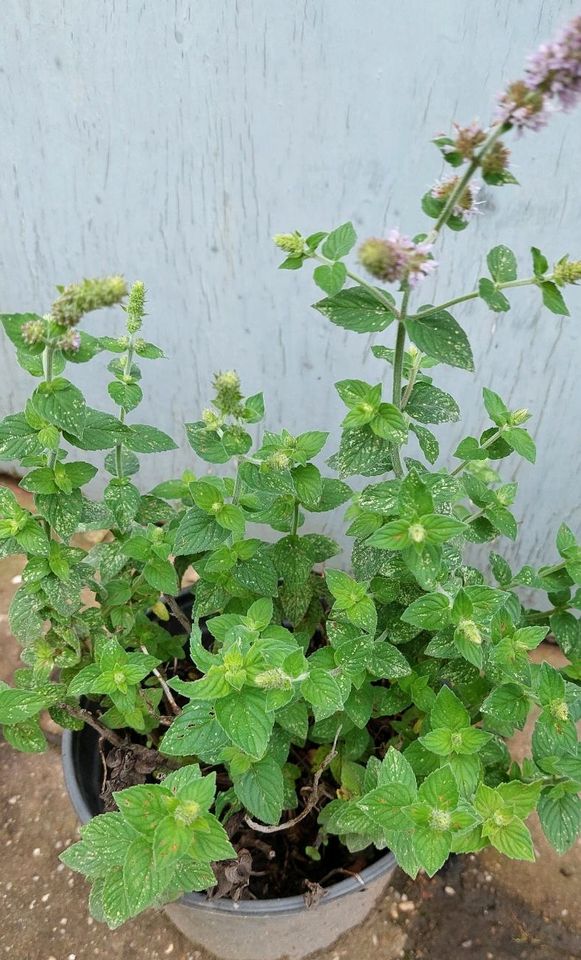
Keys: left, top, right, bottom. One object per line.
{"left": 58, "top": 329, "right": 81, "bottom": 353}
{"left": 497, "top": 16, "right": 581, "bottom": 131}
{"left": 526, "top": 16, "right": 581, "bottom": 110}
{"left": 496, "top": 81, "right": 548, "bottom": 131}
{"left": 359, "top": 230, "right": 437, "bottom": 288}
{"left": 431, "top": 176, "right": 482, "bottom": 223}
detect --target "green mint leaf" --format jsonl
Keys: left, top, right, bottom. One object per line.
{"left": 482, "top": 387, "right": 510, "bottom": 426}
{"left": 538, "top": 786, "right": 581, "bottom": 855}
{"left": 313, "top": 262, "right": 347, "bottom": 297}
{"left": 487, "top": 245, "right": 517, "bottom": 282}
{"left": 125, "top": 424, "right": 178, "bottom": 453}
{"left": 541, "top": 280, "right": 570, "bottom": 316}
{"left": 313, "top": 286, "right": 395, "bottom": 334}
{"left": 503, "top": 427, "right": 536, "bottom": 463}
{"left": 406, "top": 309, "right": 474, "bottom": 371}
{"left": 401, "top": 593, "right": 451, "bottom": 630}
{"left": 32, "top": 378, "right": 87, "bottom": 438}
{"left": 531, "top": 246, "right": 549, "bottom": 277}
{"left": 108, "top": 380, "right": 143, "bottom": 412}
{"left": 321, "top": 221, "right": 357, "bottom": 260}
{"left": 406, "top": 383, "right": 460, "bottom": 424}
{"left": 233, "top": 756, "right": 284, "bottom": 825}
{"left": 215, "top": 689, "right": 274, "bottom": 759}
{"left": 430, "top": 687, "right": 470, "bottom": 731}
{"left": 478, "top": 278, "right": 511, "bottom": 312}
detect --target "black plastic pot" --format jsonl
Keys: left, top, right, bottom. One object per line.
{"left": 61, "top": 593, "right": 397, "bottom": 960}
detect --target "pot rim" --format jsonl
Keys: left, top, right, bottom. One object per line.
{"left": 61, "top": 728, "right": 396, "bottom": 915}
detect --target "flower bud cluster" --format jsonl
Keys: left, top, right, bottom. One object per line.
{"left": 358, "top": 230, "right": 437, "bottom": 288}
{"left": 57, "top": 329, "right": 82, "bottom": 353}
{"left": 126, "top": 281, "right": 146, "bottom": 334}
{"left": 553, "top": 256, "right": 581, "bottom": 287}
{"left": 273, "top": 232, "right": 305, "bottom": 258}
{"left": 497, "top": 16, "right": 581, "bottom": 131}
{"left": 431, "top": 176, "right": 481, "bottom": 223}
{"left": 213, "top": 370, "right": 243, "bottom": 416}
{"left": 51, "top": 276, "right": 127, "bottom": 327}
{"left": 21, "top": 318, "right": 46, "bottom": 346}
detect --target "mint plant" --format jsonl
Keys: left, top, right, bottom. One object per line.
{"left": 1, "top": 14, "right": 581, "bottom": 929}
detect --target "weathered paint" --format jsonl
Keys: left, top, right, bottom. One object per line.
{"left": 1, "top": 1, "right": 580, "bottom": 569}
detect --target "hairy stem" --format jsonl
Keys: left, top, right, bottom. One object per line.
{"left": 450, "top": 427, "right": 503, "bottom": 477}
{"left": 412, "top": 277, "right": 541, "bottom": 322}
{"left": 390, "top": 289, "right": 411, "bottom": 479}
{"left": 140, "top": 645, "right": 180, "bottom": 716}
{"left": 41, "top": 343, "right": 60, "bottom": 532}
{"left": 114, "top": 335, "right": 135, "bottom": 479}
{"left": 291, "top": 498, "right": 300, "bottom": 537}
{"left": 164, "top": 594, "right": 192, "bottom": 634}
{"left": 401, "top": 350, "right": 423, "bottom": 409}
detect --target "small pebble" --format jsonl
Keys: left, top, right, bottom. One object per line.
{"left": 372, "top": 934, "right": 378, "bottom": 946}
{"left": 561, "top": 908, "right": 568, "bottom": 916}
{"left": 164, "top": 947, "right": 174, "bottom": 956}
{"left": 398, "top": 901, "right": 415, "bottom": 913}
{"left": 41, "top": 893, "right": 50, "bottom": 903}
{"left": 444, "top": 885, "right": 456, "bottom": 896}
{"left": 32, "top": 848, "right": 41, "bottom": 857}
{"left": 462, "top": 941, "right": 473, "bottom": 949}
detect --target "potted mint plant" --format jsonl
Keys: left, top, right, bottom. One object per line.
{"left": 1, "top": 15, "right": 581, "bottom": 960}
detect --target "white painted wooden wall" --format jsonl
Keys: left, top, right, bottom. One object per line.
{"left": 1, "top": 0, "right": 580, "bottom": 570}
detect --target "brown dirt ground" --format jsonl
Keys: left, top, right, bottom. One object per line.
{"left": 0, "top": 477, "right": 580, "bottom": 960}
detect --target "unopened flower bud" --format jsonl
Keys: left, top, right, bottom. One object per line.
{"left": 254, "top": 668, "right": 291, "bottom": 690}
{"left": 458, "top": 619, "right": 482, "bottom": 645}
{"left": 57, "top": 329, "right": 81, "bottom": 353}
{"left": 553, "top": 256, "right": 581, "bottom": 286}
{"left": 267, "top": 451, "right": 291, "bottom": 471}
{"left": 21, "top": 319, "right": 46, "bottom": 346}
{"left": 151, "top": 600, "right": 170, "bottom": 622}
{"left": 213, "top": 370, "right": 243, "bottom": 415}
{"left": 51, "top": 275, "right": 127, "bottom": 327}
{"left": 511, "top": 408, "right": 529, "bottom": 425}
{"left": 273, "top": 232, "right": 305, "bottom": 258}
{"left": 429, "top": 808, "right": 452, "bottom": 832}
{"left": 202, "top": 408, "right": 223, "bottom": 430}
{"left": 550, "top": 699, "right": 569, "bottom": 722}
{"left": 408, "top": 523, "right": 426, "bottom": 544}
{"left": 126, "top": 280, "right": 146, "bottom": 333}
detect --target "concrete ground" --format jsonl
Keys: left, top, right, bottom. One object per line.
{"left": 0, "top": 478, "right": 579, "bottom": 960}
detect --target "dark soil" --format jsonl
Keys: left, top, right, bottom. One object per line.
{"left": 79, "top": 595, "right": 383, "bottom": 902}
{"left": 91, "top": 721, "right": 379, "bottom": 902}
